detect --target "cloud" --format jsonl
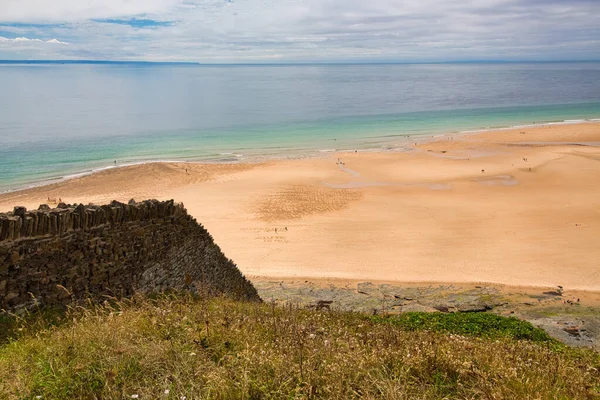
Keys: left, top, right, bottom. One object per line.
{"left": 0, "top": 0, "right": 598, "bottom": 61}
{"left": 46, "top": 38, "right": 69, "bottom": 44}
{"left": 0, "top": 36, "right": 69, "bottom": 44}
{"left": 0, "top": 36, "right": 68, "bottom": 45}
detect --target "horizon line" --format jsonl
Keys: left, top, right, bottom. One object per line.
{"left": 1, "top": 59, "right": 600, "bottom": 66}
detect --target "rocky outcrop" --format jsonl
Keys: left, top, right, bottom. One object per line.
{"left": 255, "top": 281, "right": 506, "bottom": 315}
{"left": 0, "top": 200, "right": 260, "bottom": 311}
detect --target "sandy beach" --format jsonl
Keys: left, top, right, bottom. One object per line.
{"left": 2, "top": 122, "right": 599, "bottom": 291}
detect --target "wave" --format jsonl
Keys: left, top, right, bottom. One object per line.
{"left": 459, "top": 117, "right": 599, "bottom": 134}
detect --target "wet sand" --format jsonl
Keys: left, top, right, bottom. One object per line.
{"left": 1, "top": 122, "right": 599, "bottom": 291}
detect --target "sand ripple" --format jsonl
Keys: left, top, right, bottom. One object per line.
{"left": 254, "top": 185, "right": 362, "bottom": 221}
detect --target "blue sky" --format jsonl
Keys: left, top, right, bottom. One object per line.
{"left": 0, "top": 0, "right": 598, "bottom": 62}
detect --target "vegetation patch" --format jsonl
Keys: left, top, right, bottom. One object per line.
{"left": 373, "top": 312, "right": 557, "bottom": 343}
{"left": 1, "top": 295, "right": 599, "bottom": 399}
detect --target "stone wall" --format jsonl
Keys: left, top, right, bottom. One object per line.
{"left": 0, "top": 199, "right": 260, "bottom": 311}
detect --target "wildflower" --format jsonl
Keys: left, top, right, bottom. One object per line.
{"left": 164, "top": 389, "right": 170, "bottom": 394}
{"left": 309, "top": 333, "right": 316, "bottom": 339}
{"left": 131, "top": 395, "right": 139, "bottom": 399}
{"left": 189, "top": 352, "right": 197, "bottom": 356}
{"left": 180, "top": 396, "right": 187, "bottom": 400}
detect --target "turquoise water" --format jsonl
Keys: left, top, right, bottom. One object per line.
{"left": 1, "top": 62, "right": 600, "bottom": 192}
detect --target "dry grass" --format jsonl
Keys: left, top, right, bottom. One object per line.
{"left": 1, "top": 294, "right": 599, "bottom": 399}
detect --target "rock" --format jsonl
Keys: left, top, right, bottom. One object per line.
{"left": 316, "top": 300, "right": 333, "bottom": 310}
{"left": 9, "top": 251, "right": 20, "bottom": 264}
{"left": 401, "top": 303, "right": 439, "bottom": 313}
{"left": 13, "top": 206, "right": 27, "bottom": 217}
{"left": 4, "top": 292, "right": 19, "bottom": 304}
{"left": 563, "top": 326, "right": 583, "bottom": 337}
{"left": 357, "top": 282, "right": 379, "bottom": 295}
{"left": 1, "top": 216, "right": 20, "bottom": 241}
{"left": 543, "top": 290, "right": 562, "bottom": 297}
{"left": 433, "top": 304, "right": 454, "bottom": 313}
{"left": 456, "top": 302, "right": 493, "bottom": 312}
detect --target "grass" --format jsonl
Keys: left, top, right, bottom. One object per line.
{"left": 0, "top": 294, "right": 599, "bottom": 399}
{"left": 535, "top": 305, "right": 600, "bottom": 318}
{"left": 373, "top": 312, "right": 557, "bottom": 343}
{"left": 0, "top": 307, "right": 66, "bottom": 346}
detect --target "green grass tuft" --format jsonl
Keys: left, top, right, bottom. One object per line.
{"left": 373, "top": 312, "right": 557, "bottom": 343}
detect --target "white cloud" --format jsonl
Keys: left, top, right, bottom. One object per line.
{"left": 46, "top": 38, "right": 69, "bottom": 45}
{"left": 0, "top": 36, "right": 68, "bottom": 45}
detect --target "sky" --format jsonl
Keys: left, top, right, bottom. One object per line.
{"left": 0, "top": 0, "right": 599, "bottom": 62}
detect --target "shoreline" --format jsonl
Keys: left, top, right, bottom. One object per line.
{"left": 2, "top": 117, "right": 600, "bottom": 195}
{"left": 2, "top": 121, "right": 599, "bottom": 293}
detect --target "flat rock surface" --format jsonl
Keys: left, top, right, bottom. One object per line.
{"left": 253, "top": 280, "right": 600, "bottom": 350}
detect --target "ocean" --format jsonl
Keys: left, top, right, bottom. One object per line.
{"left": 1, "top": 62, "right": 600, "bottom": 192}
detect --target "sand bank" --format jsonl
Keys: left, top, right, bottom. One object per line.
{"left": 2, "top": 122, "right": 599, "bottom": 291}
